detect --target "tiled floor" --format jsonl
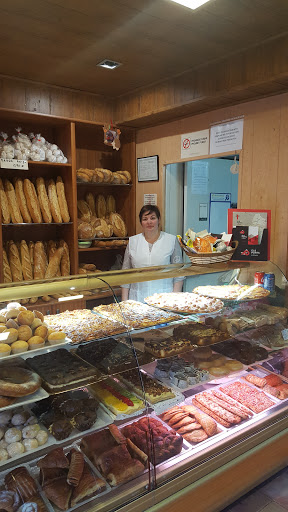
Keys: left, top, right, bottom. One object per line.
{"left": 222, "top": 467, "right": 288, "bottom": 512}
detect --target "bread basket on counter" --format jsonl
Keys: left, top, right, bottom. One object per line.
{"left": 178, "top": 238, "right": 238, "bottom": 265}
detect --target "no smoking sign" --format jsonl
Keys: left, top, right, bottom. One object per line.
{"left": 183, "top": 138, "right": 190, "bottom": 149}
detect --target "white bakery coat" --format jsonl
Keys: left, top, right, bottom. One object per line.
{"left": 121, "top": 232, "right": 183, "bottom": 302}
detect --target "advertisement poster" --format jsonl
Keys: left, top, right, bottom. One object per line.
{"left": 227, "top": 209, "right": 271, "bottom": 261}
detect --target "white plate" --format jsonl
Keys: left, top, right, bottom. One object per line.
{"left": 16, "top": 338, "right": 72, "bottom": 359}
{"left": 1, "top": 387, "right": 49, "bottom": 412}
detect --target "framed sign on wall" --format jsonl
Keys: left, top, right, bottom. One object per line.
{"left": 137, "top": 155, "right": 159, "bottom": 182}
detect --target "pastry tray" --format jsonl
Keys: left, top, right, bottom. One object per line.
{"left": 28, "top": 442, "right": 111, "bottom": 512}
{"left": 10, "top": 338, "right": 72, "bottom": 360}
{"left": 87, "top": 384, "right": 148, "bottom": 423}
{"left": 143, "top": 301, "right": 224, "bottom": 316}
{"left": 2, "top": 386, "right": 49, "bottom": 412}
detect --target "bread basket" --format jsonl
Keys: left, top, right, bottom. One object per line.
{"left": 178, "top": 238, "right": 238, "bottom": 265}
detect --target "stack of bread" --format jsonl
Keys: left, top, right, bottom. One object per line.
{"left": 3, "top": 239, "right": 70, "bottom": 284}
{"left": 78, "top": 193, "right": 127, "bottom": 240}
{"left": 76, "top": 168, "right": 131, "bottom": 184}
{"left": 0, "top": 302, "right": 67, "bottom": 359}
{"left": 0, "top": 176, "right": 70, "bottom": 224}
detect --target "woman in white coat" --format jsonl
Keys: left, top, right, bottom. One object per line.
{"left": 121, "top": 205, "right": 184, "bottom": 302}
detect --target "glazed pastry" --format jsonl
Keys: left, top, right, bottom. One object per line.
{"left": 22, "top": 424, "right": 40, "bottom": 439}
{"left": 5, "top": 467, "right": 38, "bottom": 501}
{"left": 43, "top": 477, "right": 72, "bottom": 510}
{"left": 70, "top": 462, "right": 106, "bottom": 506}
{"left": 7, "top": 442, "right": 25, "bottom": 457}
{"left": 67, "top": 449, "right": 84, "bottom": 486}
{"left": 5, "top": 428, "right": 22, "bottom": 444}
{"left": 22, "top": 439, "right": 39, "bottom": 451}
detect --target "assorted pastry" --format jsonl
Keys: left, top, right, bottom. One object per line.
{"left": 80, "top": 424, "right": 147, "bottom": 487}
{"left": 76, "top": 338, "right": 153, "bottom": 374}
{"left": 93, "top": 300, "right": 182, "bottom": 329}
{"left": 213, "top": 338, "right": 269, "bottom": 365}
{"left": 31, "top": 389, "right": 100, "bottom": 441}
{"left": 3, "top": 238, "right": 70, "bottom": 285}
{"left": 243, "top": 373, "right": 288, "bottom": 400}
{"left": 0, "top": 408, "right": 49, "bottom": 463}
{"left": 235, "top": 323, "right": 288, "bottom": 349}
{"left": 144, "top": 335, "right": 196, "bottom": 358}
{"left": 0, "top": 365, "right": 42, "bottom": 409}
{"left": 193, "top": 284, "right": 270, "bottom": 301}
{"left": 0, "top": 302, "right": 67, "bottom": 357}
{"left": 153, "top": 357, "right": 210, "bottom": 389}
{"left": 0, "top": 176, "right": 70, "bottom": 225}
{"left": 76, "top": 168, "right": 131, "bottom": 184}
{"left": 2, "top": 466, "right": 47, "bottom": 512}
{"left": 172, "top": 322, "right": 230, "bottom": 346}
{"left": 261, "top": 349, "right": 288, "bottom": 379}
{"left": 26, "top": 349, "right": 100, "bottom": 393}
{"left": 159, "top": 405, "right": 218, "bottom": 444}
{"left": 44, "top": 309, "right": 126, "bottom": 344}
{"left": 121, "top": 417, "right": 183, "bottom": 465}
{"left": 78, "top": 196, "right": 127, "bottom": 240}
{"left": 89, "top": 378, "right": 144, "bottom": 416}
{"left": 37, "top": 446, "right": 106, "bottom": 510}
{"left": 144, "top": 292, "right": 224, "bottom": 315}
{"left": 118, "top": 369, "right": 176, "bottom": 404}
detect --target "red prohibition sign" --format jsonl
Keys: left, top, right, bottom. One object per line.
{"left": 183, "top": 138, "right": 190, "bottom": 149}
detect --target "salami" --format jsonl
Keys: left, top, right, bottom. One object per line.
{"left": 211, "top": 390, "right": 253, "bottom": 417}
{"left": 192, "top": 398, "right": 231, "bottom": 427}
{"left": 195, "top": 393, "right": 242, "bottom": 424}
{"left": 201, "top": 392, "right": 249, "bottom": 420}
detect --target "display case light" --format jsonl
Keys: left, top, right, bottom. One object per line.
{"left": 97, "top": 59, "right": 122, "bottom": 70}
{"left": 58, "top": 294, "right": 84, "bottom": 302}
{"left": 169, "top": 0, "right": 212, "bottom": 9}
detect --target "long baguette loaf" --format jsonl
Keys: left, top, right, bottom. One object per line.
{"left": 28, "top": 241, "right": 35, "bottom": 276}
{"left": 36, "top": 177, "right": 52, "bottom": 223}
{"left": 59, "top": 240, "right": 70, "bottom": 276}
{"left": 8, "top": 241, "right": 23, "bottom": 281}
{"left": 4, "top": 179, "right": 23, "bottom": 223}
{"left": 47, "top": 179, "right": 62, "bottom": 223}
{"left": 47, "top": 240, "right": 61, "bottom": 277}
{"left": 3, "top": 248, "right": 12, "bottom": 283}
{"left": 34, "top": 241, "right": 47, "bottom": 279}
{"left": 45, "top": 246, "right": 64, "bottom": 278}
{"left": 56, "top": 176, "right": 70, "bottom": 222}
{"left": 23, "top": 179, "right": 42, "bottom": 223}
{"left": 0, "top": 178, "right": 11, "bottom": 224}
{"left": 20, "top": 240, "right": 33, "bottom": 281}
{"left": 14, "top": 178, "right": 32, "bottom": 223}
{"left": 85, "top": 192, "right": 96, "bottom": 217}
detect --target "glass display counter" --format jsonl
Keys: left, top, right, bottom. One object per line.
{"left": 0, "top": 260, "right": 287, "bottom": 512}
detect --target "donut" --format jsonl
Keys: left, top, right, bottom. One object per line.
{"left": 0, "top": 396, "right": 17, "bottom": 408}
{"left": 209, "top": 366, "right": 230, "bottom": 377}
{"left": 192, "top": 347, "right": 213, "bottom": 360}
{"left": 225, "top": 360, "right": 243, "bottom": 371}
{"left": 0, "top": 367, "right": 41, "bottom": 397}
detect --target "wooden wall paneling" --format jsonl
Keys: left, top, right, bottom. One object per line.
{"left": 238, "top": 116, "right": 254, "bottom": 210}
{"left": 24, "top": 83, "right": 50, "bottom": 115}
{"left": 275, "top": 98, "right": 288, "bottom": 276}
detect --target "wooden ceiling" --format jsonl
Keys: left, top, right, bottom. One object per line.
{"left": 1, "top": 0, "right": 288, "bottom": 98}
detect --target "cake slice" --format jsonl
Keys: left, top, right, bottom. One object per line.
{"left": 90, "top": 378, "right": 144, "bottom": 415}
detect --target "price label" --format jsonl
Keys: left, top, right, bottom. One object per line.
{"left": 281, "top": 329, "right": 288, "bottom": 341}
{"left": 0, "top": 158, "right": 28, "bottom": 170}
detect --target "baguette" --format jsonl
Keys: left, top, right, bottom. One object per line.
{"left": 47, "top": 241, "right": 61, "bottom": 277}
{"left": 85, "top": 193, "right": 96, "bottom": 217}
{"left": 3, "top": 248, "right": 12, "bottom": 283}
{"left": 34, "top": 241, "right": 48, "bottom": 279}
{"left": 36, "top": 177, "right": 52, "bottom": 223}
{"left": 4, "top": 179, "right": 23, "bottom": 223}
{"left": 56, "top": 176, "right": 70, "bottom": 223}
{"left": 45, "top": 246, "right": 64, "bottom": 278}
{"left": 23, "top": 179, "right": 43, "bottom": 223}
{"left": 0, "top": 178, "right": 11, "bottom": 224}
{"left": 47, "top": 179, "right": 62, "bottom": 223}
{"left": 14, "top": 178, "right": 32, "bottom": 223}
{"left": 20, "top": 240, "right": 33, "bottom": 281}
{"left": 8, "top": 241, "right": 23, "bottom": 281}
{"left": 59, "top": 240, "right": 70, "bottom": 276}
{"left": 28, "top": 241, "right": 35, "bottom": 276}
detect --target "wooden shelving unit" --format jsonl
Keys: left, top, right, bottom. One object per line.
{"left": 0, "top": 110, "right": 136, "bottom": 284}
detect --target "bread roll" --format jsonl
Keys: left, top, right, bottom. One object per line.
{"left": 20, "top": 240, "right": 33, "bottom": 281}
{"left": 3, "top": 248, "right": 12, "bottom": 283}
{"left": 14, "top": 178, "right": 32, "bottom": 223}
{"left": 59, "top": 240, "right": 70, "bottom": 276}
{"left": 4, "top": 179, "right": 23, "bottom": 223}
{"left": 47, "top": 179, "right": 62, "bottom": 223}
{"left": 106, "top": 195, "right": 116, "bottom": 214}
{"left": 85, "top": 193, "right": 96, "bottom": 216}
{"left": 23, "top": 179, "right": 42, "bottom": 223}
{"left": 117, "top": 173, "right": 128, "bottom": 184}
{"left": 77, "top": 200, "right": 92, "bottom": 223}
{"left": 0, "top": 178, "right": 11, "bottom": 224}
{"left": 34, "top": 241, "right": 47, "bottom": 280}
{"left": 8, "top": 241, "right": 23, "bottom": 282}
{"left": 76, "top": 171, "right": 91, "bottom": 183}
{"left": 36, "top": 177, "right": 52, "bottom": 223}
{"left": 56, "top": 176, "right": 70, "bottom": 223}
{"left": 92, "top": 169, "right": 104, "bottom": 183}
{"left": 120, "top": 171, "right": 131, "bottom": 183}
{"left": 96, "top": 194, "right": 106, "bottom": 218}
{"left": 109, "top": 212, "right": 127, "bottom": 237}
{"left": 45, "top": 247, "right": 64, "bottom": 279}
{"left": 98, "top": 219, "right": 112, "bottom": 238}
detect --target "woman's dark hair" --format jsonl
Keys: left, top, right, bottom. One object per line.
{"left": 139, "top": 204, "right": 161, "bottom": 223}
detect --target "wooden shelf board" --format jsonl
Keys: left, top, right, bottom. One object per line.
{"left": 78, "top": 246, "right": 126, "bottom": 252}
{"left": 77, "top": 182, "right": 132, "bottom": 187}
{"left": 3, "top": 222, "right": 73, "bottom": 227}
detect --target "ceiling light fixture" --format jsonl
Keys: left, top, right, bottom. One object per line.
{"left": 169, "top": 0, "right": 212, "bottom": 9}
{"left": 97, "top": 59, "right": 122, "bottom": 70}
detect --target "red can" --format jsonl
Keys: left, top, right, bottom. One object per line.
{"left": 254, "top": 271, "right": 265, "bottom": 287}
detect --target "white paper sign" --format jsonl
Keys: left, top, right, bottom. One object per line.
{"left": 0, "top": 158, "right": 28, "bottom": 170}
{"left": 181, "top": 129, "right": 209, "bottom": 159}
{"left": 210, "top": 119, "right": 243, "bottom": 154}
{"left": 144, "top": 194, "right": 157, "bottom": 206}
{"left": 191, "top": 162, "right": 208, "bottom": 195}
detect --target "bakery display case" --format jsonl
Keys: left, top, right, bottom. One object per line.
{"left": 0, "top": 260, "right": 287, "bottom": 512}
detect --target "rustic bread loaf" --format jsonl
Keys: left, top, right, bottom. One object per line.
{"left": 85, "top": 192, "right": 96, "bottom": 216}
{"left": 47, "top": 179, "right": 62, "bottom": 223}
{"left": 23, "top": 178, "right": 42, "bottom": 223}
{"left": 59, "top": 240, "right": 70, "bottom": 276}
{"left": 101, "top": 169, "right": 113, "bottom": 182}
{"left": 96, "top": 194, "right": 106, "bottom": 218}
{"left": 45, "top": 246, "right": 64, "bottom": 279}
{"left": 77, "top": 200, "right": 92, "bottom": 223}
{"left": 14, "top": 178, "right": 32, "bottom": 223}
{"left": 109, "top": 212, "right": 127, "bottom": 237}
{"left": 3, "top": 248, "right": 12, "bottom": 283}
{"left": 36, "top": 177, "right": 52, "bottom": 223}
{"left": 47, "top": 240, "right": 61, "bottom": 277}
{"left": 4, "top": 179, "right": 24, "bottom": 223}
{"left": 56, "top": 176, "right": 70, "bottom": 222}
{"left": 0, "top": 177, "right": 11, "bottom": 224}
{"left": 20, "top": 240, "right": 33, "bottom": 281}
{"left": 8, "top": 241, "right": 23, "bottom": 281}
{"left": 106, "top": 194, "right": 116, "bottom": 214}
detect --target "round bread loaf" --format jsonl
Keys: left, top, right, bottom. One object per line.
{"left": 109, "top": 213, "right": 127, "bottom": 237}
{"left": 0, "top": 367, "right": 41, "bottom": 397}
{"left": 78, "top": 222, "right": 94, "bottom": 239}
{"left": 110, "top": 172, "right": 122, "bottom": 184}
{"left": 77, "top": 200, "right": 92, "bottom": 223}
{"left": 17, "top": 325, "right": 32, "bottom": 341}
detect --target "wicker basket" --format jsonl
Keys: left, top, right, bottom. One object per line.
{"left": 178, "top": 238, "right": 239, "bottom": 265}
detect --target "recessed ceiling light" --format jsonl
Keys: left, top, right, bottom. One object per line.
{"left": 169, "top": 0, "right": 211, "bottom": 9}
{"left": 97, "top": 59, "right": 122, "bottom": 70}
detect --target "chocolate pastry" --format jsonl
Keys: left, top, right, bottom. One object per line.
{"left": 43, "top": 477, "right": 72, "bottom": 511}
{"left": 60, "top": 399, "right": 81, "bottom": 418}
{"left": 67, "top": 450, "right": 84, "bottom": 486}
{"left": 40, "top": 468, "right": 67, "bottom": 486}
{"left": 81, "top": 398, "right": 98, "bottom": 411}
{"left": 73, "top": 411, "right": 97, "bottom": 431}
{"left": 38, "top": 447, "right": 69, "bottom": 469}
{"left": 50, "top": 418, "right": 73, "bottom": 441}
{"left": 5, "top": 467, "right": 38, "bottom": 501}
